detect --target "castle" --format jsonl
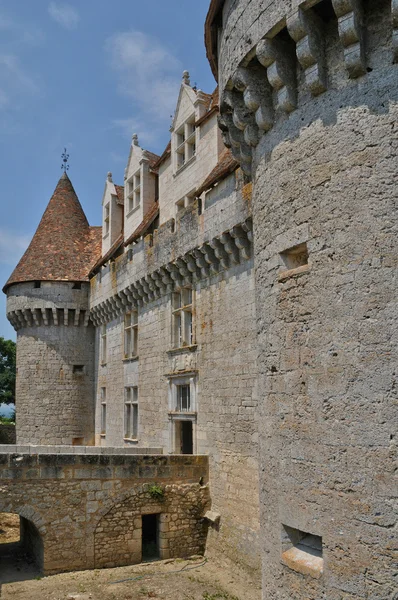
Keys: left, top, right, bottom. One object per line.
{"left": 1, "top": 0, "right": 397, "bottom": 597}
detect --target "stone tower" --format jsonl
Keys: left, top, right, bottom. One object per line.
{"left": 4, "top": 172, "right": 101, "bottom": 445}
{"left": 206, "top": 0, "right": 398, "bottom": 598}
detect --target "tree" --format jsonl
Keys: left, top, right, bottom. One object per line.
{"left": 0, "top": 337, "right": 16, "bottom": 405}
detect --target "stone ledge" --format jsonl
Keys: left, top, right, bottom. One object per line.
{"left": 281, "top": 546, "right": 323, "bottom": 579}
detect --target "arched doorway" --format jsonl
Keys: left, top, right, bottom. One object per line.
{"left": 0, "top": 512, "right": 43, "bottom": 584}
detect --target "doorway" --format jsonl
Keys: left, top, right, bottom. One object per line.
{"left": 141, "top": 514, "right": 159, "bottom": 561}
{"left": 0, "top": 513, "right": 42, "bottom": 584}
{"left": 177, "top": 420, "right": 193, "bottom": 454}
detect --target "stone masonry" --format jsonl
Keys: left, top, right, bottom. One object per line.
{"left": 206, "top": 0, "right": 398, "bottom": 598}
{"left": 0, "top": 449, "right": 209, "bottom": 574}
{"left": 3, "top": 71, "right": 261, "bottom": 580}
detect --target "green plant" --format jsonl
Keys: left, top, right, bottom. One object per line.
{"left": 148, "top": 483, "right": 165, "bottom": 501}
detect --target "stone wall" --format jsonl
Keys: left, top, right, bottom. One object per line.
{"left": 90, "top": 171, "right": 261, "bottom": 574}
{"left": 6, "top": 282, "right": 95, "bottom": 446}
{"left": 0, "top": 452, "right": 209, "bottom": 574}
{"left": 0, "top": 424, "right": 16, "bottom": 444}
{"left": 215, "top": 0, "right": 398, "bottom": 598}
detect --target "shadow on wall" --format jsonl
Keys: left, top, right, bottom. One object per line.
{"left": 0, "top": 512, "right": 43, "bottom": 586}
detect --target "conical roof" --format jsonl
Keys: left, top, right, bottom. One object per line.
{"left": 3, "top": 172, "right": 102, "bottom": 292}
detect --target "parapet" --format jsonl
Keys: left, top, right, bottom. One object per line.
{"left": 209, "top": 0, "right": 398, "bottom": 175}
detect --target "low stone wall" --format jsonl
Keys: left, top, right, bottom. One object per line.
{"left": 0, "top": 453, "right": 209, "bottom": 574}
{"left": 0, "top": 424, "right": 16, "bottom": 444}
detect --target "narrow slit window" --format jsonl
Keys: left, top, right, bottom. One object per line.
{"left": 100, "top": 387, "right": 106, "bottom": 436}
{"left": 100, "top": 324, "right": 107, "bottom": 364}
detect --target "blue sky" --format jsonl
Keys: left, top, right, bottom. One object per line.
{"left": 0, "top": 0, "right": 215, "bottom": 341}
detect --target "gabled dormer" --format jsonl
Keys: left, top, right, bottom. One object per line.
{"left": 171, "top": 71, "right": 203, "bottom": 176}
{"left": 157, "top": 72, "right": 221, "bottom": 224}
{"left": 124, "top": 133, "right": 159, "bottom": 243}
{"left": 102, "top": 172, "right": 124, "bottom": 256}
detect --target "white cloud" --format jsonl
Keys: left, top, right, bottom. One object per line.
{"left": 105, "top": 31, "right": 182, "bottom": 135}
{"left": 0, "top": 230, "right": 31, "bottom": 266}
{"left": 48, "top": 2, "right": 79, "bottom": 30}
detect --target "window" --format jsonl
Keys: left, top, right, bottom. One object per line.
{"left": 279, "top": 242, "right": 309, "bottom": 281}
{"left": 73, "top": 365, "right": 84, "bottom": 374}
{"left": 124, "top": 311, "right": 138, "bottom": 358}
{"left": 176, "top": 384, "right": 191, "bottom": 411}
{"left": 281, "top": 525, "right": 323, "bottom": 579}
{"left": 124, "top": 386, "right": 138, "bottom": 439}
{"left": 175, "top": 115, "right": 196, "bottom": 172}
{"left": 100, "top": 324, "right": 107, "bottom": 365}
{"left": 100, "top": 387, "right": 106, "bottom": 435}
{"left": 104, "top": 203, "right": 110, "bottom": 236}
{"left": 175, "top": 191, "right": 196, "bottom": 215}
{"left": 172, "top": 288, "right": 193, "bottom": 348}
{"left": 127, "top": 169, "right": 141, "bottom": 213}
{"left": 34, "top": 281, "right": 41, "bottom": 289}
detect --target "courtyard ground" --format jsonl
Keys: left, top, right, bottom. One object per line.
{"left": 0, "top": 514, "right": 261, "bottom": 600}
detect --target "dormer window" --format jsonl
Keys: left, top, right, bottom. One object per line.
{"left": 104, "top": 203, "right": 110, "bottom": 236}
{"left": 127, "top": 169, "right": 141, "bottom": 213}
{"left": 175, "top": 115, "right": 196, "bottom": 172}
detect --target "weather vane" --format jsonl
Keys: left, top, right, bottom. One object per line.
{"left": 61, "top": 148, "right": 70, "bottom": 172}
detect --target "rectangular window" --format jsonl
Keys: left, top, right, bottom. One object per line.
{"left": 172, "top": 288, "right": 193, "bottom": 348}
{"left": 176, "top": 384, "right": 191, "bottom": 411}
{"left": 100, "top": 387, "right": 106, "bottom": 435}
{"left": 127, "top": 169, "right": 141, "bottom": 213}
{"left": 124, "top": 386, "right": 138, "bottom": 439}
{"left": 124, "top": 311, "right": 138, "bottom": 358}
{"left": 104, "top": 203, "right": 110, "bottom": 236}
{"left": 100, "top": 324, "right": 107, "bottom": 365}
{"left": 175, "top": 116, "right": 195, "bottom": 172}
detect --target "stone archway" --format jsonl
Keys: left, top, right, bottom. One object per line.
{"left": 0, "top": 507, "right": 45, "bottom": 585}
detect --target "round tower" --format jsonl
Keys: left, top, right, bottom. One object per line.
{"left": 207, "top": 0, "right": 398, "bottom": 598}
{"left": 3, "top": 173, "right": 101, "bottom": 445}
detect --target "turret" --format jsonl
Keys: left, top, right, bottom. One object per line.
{"left": 3, "top": 173, "right": 101, "bottom": 445}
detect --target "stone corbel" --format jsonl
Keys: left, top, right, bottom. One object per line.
{"left": 186, "top": 253, "right": 202, "bottom": 281}
{"left": 192, "top": 248, "right": 211, "bottom": 279}
{"left": 16, "top": 309, "right": 27, "bottom": 328}
{"left": 230, "top": 225, "right": 252, "bottom": 260}
{"left": 209, "top": 238, "right": 230, "bottom": 270}
{"left": 287, "top": 7, "right": 327, "bottom": 96}
{"left": 224, "top": 90, "right": 260, "bottom": 147}
{"left": 73, "top": 308, "right": 80, "bottom": 327}
{"left": 32, "top": 308, "right": 41, "bottom": 326}
{"left": 256, "top": 38, "right": 297, "bottom": 113}
{"left": 220, "top": 232, "right": 240, "bottom": 264}
{"left": 83, "top": 310, "right": 90, "bottom": 327}
{"left": 200, "top": 243, "right": 220, "bottom": 274}
{"left": 233, "top": 66, "right": 274, "bottom": 133}
{"left": 393, "top": 0, "right": 398, "bottom": 62}
{"left": 217, "top": 114, "right": 232, "bottom": 148}
{"left": 331, "top": 0, "right": 366, "bottom": 78}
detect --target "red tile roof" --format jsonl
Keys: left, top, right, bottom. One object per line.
{"left": 124, "top": 202, "right": 159, "bottom": 247}
{"left": 196, "top": 86, "right": 219, "bottom": 127}
{"left": 3, "top": 172, "right": 102, "bottom": 292}
{"left": 114, "top": 185, "right": 124, "bottom": 205}
{"left": 90, "top": 233, "right": 124, "bottom": 274}
{"left": 196, "top": 148, "right": 239, "bottom": 197}
{"left": 152, "top": 141, "right": 171, "bottom": 170}
{"left": 143, "top": 150, "right": 161, "bottom": 169}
